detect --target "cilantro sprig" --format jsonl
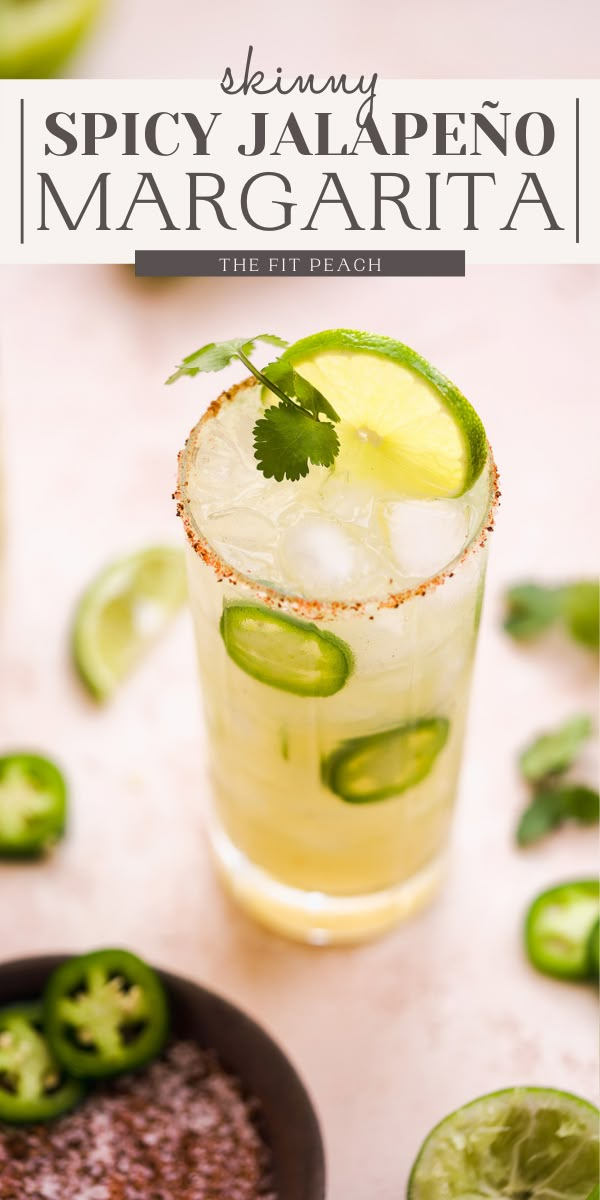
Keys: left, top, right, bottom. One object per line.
{"left": 167, "top": 335, "right": 340, "bottom": 482}
{"left": 515, "top": 715, "right": 599, "bottom": 847}
{"left": 504, "top": 580, "right": 599, "bottom": 650}
{"left": 166, "top": 335, "right": 287, "bottom": 382}
{"left": 519, "top": 715, "right": 593, "bottom": 782}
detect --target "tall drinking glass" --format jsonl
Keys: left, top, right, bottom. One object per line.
{"left": 176, "top": 378, "right": 499, "bottom": 945}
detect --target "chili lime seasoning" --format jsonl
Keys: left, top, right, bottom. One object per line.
{"left": 0, "top": 1040, "right": 276, "bottom": 1199}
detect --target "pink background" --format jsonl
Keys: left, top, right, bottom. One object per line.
{"left": 1, "top": 6, "right": 599, "bottom": 1198}
{"left": 74, "top": 0, "right": 599, "bottom": 80}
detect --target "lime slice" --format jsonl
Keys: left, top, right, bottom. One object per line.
{"left": 0, "top": 0, "right": 104, "bottom": 79}
{"left": 321, "top": 718, "right": 449, "bottom": 803}
{"left": 73, "top": 547, "right": 187, "bottom": 701}
{"left": 220, "top": 603, "right": 353, "bottom": 697}
{"left": 408, "top": 1087, "right": 599, "bottom": 1200}
{"left": 525, "top": 880, "right": 600, "bottom": 982}
{"left": 280, "top": 329, "right": 487, "bottom": 498}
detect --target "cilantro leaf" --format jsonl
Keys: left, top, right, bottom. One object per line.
{"left": 253, "top": 403, "right": 340, "bottom": 482}
{"left": 564, "top": 784, "right": 600, "bottom": 823}
{"left": 503, "top": 583, "right": 563, "bottom": 640}
{"left": 519, "top": 714, "right": 593, "bottom": 783}
{"left": 263, "top": 360, "right": 340, "bottom": 423}
{"left": 516, "top": 790, "right": 565, "bottom": 846}
{"left": 261, "top": 358, "right": 295, "bottom": 393}
{"left": 503, "top": 579, "right": 599, "bottom": 650}
{"left": 561, "top": 582, "right": 599, "bottom": 650}
{"left": 166, "top": 334, "right": 287, "bottom": 384}
{"left": 251, "top": 335, "right": 289, "bottom": 349}
{"left": 516, "top": 784, "right": 599, "bottom": 847}
{"left": 292, "top": 371, "right": 340, "bottom": 423}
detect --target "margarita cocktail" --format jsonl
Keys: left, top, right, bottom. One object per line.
{"left": 174, "top": 330, "right": 498, "bottom": 943}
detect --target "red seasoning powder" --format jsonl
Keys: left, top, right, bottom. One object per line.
{"left": 0, "top": 1040, "right": 276, "bottom": 1200}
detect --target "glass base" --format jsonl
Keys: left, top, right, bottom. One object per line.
{"left": 209, "top": 822, "right": 448, "bottom": 946}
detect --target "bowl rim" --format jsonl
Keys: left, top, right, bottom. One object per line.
{"left": 0, "top": 952, "right": 326, "bottom": 1200}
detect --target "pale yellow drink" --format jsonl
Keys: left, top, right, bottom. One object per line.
{"left": 177, "top": 377, "right": 497, "bottom": 944}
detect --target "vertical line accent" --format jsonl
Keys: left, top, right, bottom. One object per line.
{"left": 575, "top": 97, "right": 580, "bottom": 245}
{"left": 20, "top": 98, "right": 25, "bottom": 245}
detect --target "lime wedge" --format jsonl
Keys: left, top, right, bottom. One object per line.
{"left": 322, "top": 718, "right": 449, "bottom": 803}
{"left": 220, "top": 603, "right": 353, "bottom": 697}
{"left": 0, "top": 0, "right": 104, "bottom": 79}
{"left": 408, "top": 1087, "right": 600, "bottom": 1199}
{"left": 279, "top": 329, "right": 487, "bottom": 498}
{"left": 73, "top": 547, "right": 187, "bottom": 701}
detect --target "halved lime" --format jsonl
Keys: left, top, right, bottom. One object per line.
{"left": 525, "top": 880, "right": 600, "bottom": 982}
{"left": 279, "top": 329, "right": 487, "bottom": 498}
{"left": 73, "top": 547, "right": 187, "bottom": 701}
{"left": 220, "top": 603, "right": 353, "bottom": 697}
{"left": 321, "top": 718, "right": 449, "bottom": 803}
{"left": 0, "top": 0, "right": 104, "bottom": 79}
{"left": 408, "top": 1087, "right": 600, "bottom": 1199}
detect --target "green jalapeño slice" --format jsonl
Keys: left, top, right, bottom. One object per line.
{"left": 44, "top": 950, "right": 169, "bottom": 1078}
{"left": 322, "top": 718, "right": 449, "bottom": 803}
{"left": 220, "top": 603, "right": 353, "bottom": 697}
{"left": 525, "top": 880, "right": 600, "bottom": 982}
{"left": 0, "top": 753, "right": 67, "bottom": 857}
{"left": 0, "top": 1003, "right": 85, "bottom": 1124}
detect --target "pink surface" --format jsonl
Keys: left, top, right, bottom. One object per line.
{"left": 72, "top": 0, "right": 600, "bottom": 79}
{"left": 0, "top": 262, "right": 598, "bottom": 1197}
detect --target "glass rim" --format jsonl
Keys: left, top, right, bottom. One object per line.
{"left": 175, "top": 377, "right": 501, "bottom": 621}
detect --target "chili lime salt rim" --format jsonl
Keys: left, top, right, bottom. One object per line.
{"left": 174, "top": 377, "right": 500, "bottom": 621}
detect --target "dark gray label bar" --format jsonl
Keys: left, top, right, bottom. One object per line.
{"left": 135, "top": 249, "right": 465, "bottom": 277}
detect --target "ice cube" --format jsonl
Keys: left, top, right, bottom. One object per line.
{"left": 279, "top": 516, "right": 359, "bottom": 597}
{"left": 384, "top": 499, "right": 469, "bottom": 580}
